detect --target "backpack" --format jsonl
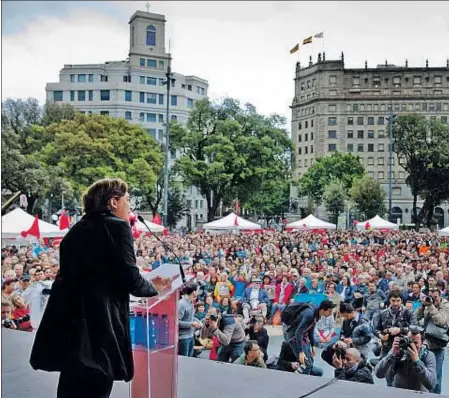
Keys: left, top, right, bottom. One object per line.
{"left": 281, "top": 302, "right": 313, "bottom": 326}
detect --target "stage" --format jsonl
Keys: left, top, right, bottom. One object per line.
{"left": 2, "top": 329, "right": 440, "bottom": 398}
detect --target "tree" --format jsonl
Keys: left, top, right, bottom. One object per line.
{"left": 393, "top": 115, "right": 449, "bottom": 229}
{"left": 350, "top": 176, "right": 387, "bottom": 220}
{"left": 170, "top": 98, "right": 291, "bottom": 221}
{"left": 298, "top": 152, "right": 365, "bottom": 206}
{"left": 166, "top": 185, "right": 188, "bottom": 229}
{"left": 323, "top": 181, "right": 346, "bottom": 225}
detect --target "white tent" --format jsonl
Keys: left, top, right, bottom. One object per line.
{"left": 438, "top": 226, "right": 449, "bottom": 236}
{"left": 356, "top": 215, "right": 399, "bottom": 231}
{"left": 286, "top": 214, "right": 336, "bottom": 230}
{"left": 134, "top": 218, "right": 165, "bottom": 233}
{"left": 203, "top": 212, "right": 261, "bottom": 230}
{"left": 1, "top": 208, "right": 67, "bottom": 239}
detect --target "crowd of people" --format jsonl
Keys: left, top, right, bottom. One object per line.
{"left": 2, "top": 227, "right": 449, "bottom": 394}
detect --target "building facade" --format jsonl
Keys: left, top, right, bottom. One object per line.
{"left": 46, "top": 11, "right": 209, "bottom": 227}
{"left": 290, "top": 53, "right": 449, "bottom": 227}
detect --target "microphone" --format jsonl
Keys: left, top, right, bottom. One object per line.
{"left": 137, "top": 215, "right": 186, "bottom": 284}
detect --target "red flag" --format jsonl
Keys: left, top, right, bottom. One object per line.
{"left": 152, "top": 213, "right": 162, "bottom": 225}
{"left": 132, "top": 225, "right": 142, "bottom": 239}
{"left": 234, "top": 216, "right": 239, "bottom": 226}
{"left": 21, "top": 215, "right": 41, "bottom": 239}
{"left": 365, "top": 222, "right": 371, "bottom": 230}
{"left": 163, "top": 228, "right": 169, "bottom": 236}
{"left": 59, "top": 211, "right": 70, "bottom": 230}
{"left": 235, "top": 199, "right": 240, "bottom": 216}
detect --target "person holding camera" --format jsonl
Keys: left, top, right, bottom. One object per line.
{"left": 233, "top": 340, "right": 266, "bottom": 368}
{"left": 375, "top": 327, "right": 437, "bottom": 392}
{"left": 332, "top": 347, "right": 374, "bottom": 384}
{"left": 245, "top": 316, "right": 269, "bottom": 362}
{"left": 416, "top": 288, "right": 449, "bottom": 394}
{"left": 200, "top": 307, "right": 246, "bottom": 363}
{"left": 1, "top": 299, "right": 17, "bottom": 329}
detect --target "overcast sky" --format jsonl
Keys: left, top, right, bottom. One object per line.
{"left": 2, "top": 1, "right": 449, "bottom": 127}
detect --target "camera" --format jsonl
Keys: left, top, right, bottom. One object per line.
{"left": 2, "top": 314, "right": 30, "bottom": 329}
{"left": 334, "top": 345, "right": 347, "bottom": 359}
{"left": 424, "top": 296, "right": 433, "bottom": 305}
{"left": 396, "top": 335, "right": 413, "bottom": 361}
{"left": 204, "top": 314, "right": 218, "bottom": 327}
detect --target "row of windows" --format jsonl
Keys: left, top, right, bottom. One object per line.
{"left": 327, "top": 114, "right": 448, "bottom": 126}
{"left": 297, "top": 146, "right": 313, "bottom": 155}
{"left": 70, "top": 74, "right": 94, "bottom": 83}
{"left": 297, "top": 132, "right": 314, "bottom": 142}
{"left": 298, "top": 120, "right": 314, "bottom": 130}
{"left": 139, "top": 58, "right": 165, "bottom": 69}
{"left": 346, "top": 143, "right": 391, "bottom": 152}
{"left": 346, "top": 102, "right": 449, "bottom": 113}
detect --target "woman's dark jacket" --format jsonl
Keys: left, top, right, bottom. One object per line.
{"left": 29, "top": 212, "right": 158, "bottom": 382}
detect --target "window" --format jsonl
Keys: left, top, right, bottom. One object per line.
{"left": 347, "top": 117, "right": 354, "bottom": 125}
{"left": 139, "top": 112, "right": 145, "bottom": 122}
{"left": 298, "top": 122, "right": 302, "bottom": 130}
{"left": 378, "top": 171, "right": 385, "bottom": 179}
{"left": 158, "top": 94, "right": 164, "bottom": 105}
{"left": 353, "top": 104, "right": 358, "bottom": 112}
{"left": 434, "top": 76, "right": 442, "bottom": 84}
{"left": 188, "top": 85, "right": 192, "bottom": 91}
{"left": 77, "top": 91, "right": 85, "bottom": 101}
{"left": 125, "top": 111, "right": 132, "bottom": 120}
{"left": 298, "top": 134, "right": 302, "bottom": 143}
{"left": 367, "top": 130, "right": 375, "bottom": 139}
{"left": 347, "top": 130, "right": 354, "bottom": 139}
{"left": 436, "top": 103, "right": 442, "bottom": 112}
{"left": 399, "top": 171, "right": 405, "bottom": 179}
{"left": 377, "top": 116, "right": 385, "bottom": 126}
{"left": 305, "top": 121, "right": 308, "bottom": 128}
{"left": 357, "top": 130, "right": 364, "bottom": 139}
{"left": 147, "top": 77, "right": 157, "bottom": 86}
{"left": 77, "top": 74, "right": 86, "bottom": 83}
{"left": 357, "top": 144, "right": 364, "bottom": 152}
{"left": 298, "top": 147, "right": 302, "bottom": 155}
{"left": 311, "top": 120, "right": 314, "bottom": 128}
{"left": 148, "top": 128, "right": 156, "bottom": 138}
{"left": 311, "top": 145, "right": 314, "bottom": 153}
{"left": 70, "top": 91, "right": 75, "bottom": 101}
{"left": 147, "top": 59, "right": 157, "bottom": 68}
{"left": 393, "top": 187, "right": 402, "bottom": 196}
{"left": 357, "top": 116, "right": 364, "bottom": 125}
{"left": 100, "top": 111, "right": 109, "bottom": 116}
{"left": 187, "top": 98, "right": 194, "bottom": 109}
{"left": 147, "top": 93, "right": 157, "bottom": 104}
{"left": 301, "top": 82, "right": 305, "bottom": 91}
{"left": 140, "top": 76, "right": 145, "bottom": 84}
{"left": 393, "top": 90, "right": 401, "bottom": 96}
{"left": 378, "top": 157, "right": 384, "bottom": 165}
{"left": 158, "top": 130, "right": 164, "bottom": 141}
{"left": 373, "top": 77, "right": 380, "bottom": 87}
{"left": 353, "top": 77, "right": 360, "bottom": 87}
{"left": 367, "top": 157, "right": 374, "bottom": 165}
{"left": 329, "top": 90, "right": 337, "bottom": 96}
{"left": 393, "top": 76, "right": 401, "bottom": 86}
{"left": 305, "top": 146, "right": 308, "bottom": 154}
{"left": 442, "top": 116, "right": 448, "bottom": 124}
{"left": 378, "top": 143, "right": 385, "bottom": 152}
{"left": 413, "top": 76, "right": 421, "bottom": 85}
{"left": 328, "top": 104, "right": 336, "bottom": 113}
{"left": 378, "top": 130, "right": 386, "bottom": 138}
{"left": 328, "top": 144, "right": 337, "bottom": 152}
{"left": 88, "top": 90, "right": 93, "bottom": 101}
{"left": 125, "top": 91, "right": 132, "bottom": 102}
{"left": 305, "top": 133, "right": 308, "bottom": 141}
{"left": 197, "top": 86, "right": 205, "bottom": 95}
{"left": 171, "top": 95, "right": 178, "bottom": 106}
{"left": 368, "top": 117, "right": 374, "bottom": 125}
{"left": 159, "top": 78, "right": 165, "bottom": 86}
{"left": 123, "top": 75, "right": 131, "bottom": 83}
{"left": 158, "top": 114, "right": 164, "bottom": 123}
{"left": 328, "top": 117, "right": 337, "bottom": 126}
{"left": 140, "top": 58, "right": 145, "bottom": 67}
{"left": 88, "top": 111, "right": 92, "bottom": 115}
{"left": 70, "top": 74, "right": 75, "bottom": 83}
{"left": 329, "top": 75, "right": 337, "bottom": 84}
{"left": 347, "top": 144, "right": 354, "bottom": 152}
{"left": 53, "top": 91, "right": 63, "bottom": 101}
{"left": 423, "top": 103, "right": 428, "bottom": 111}
{"left": 146, "top": 25, "right": 156, "bottom": 46}
{"left": 434, "top": 90, "right": 443, "bottom": 95}
{"left": 139, "top": 92, "right": 145, "bottom": 103}
{"left": 88, "top": 74, "right": 93, "bottom": 82}
{"left": 368, "top": 143, "right": 374, "bottom": 152}
{"left": 360, "top": 104, "right": 365, "bottom": 111}
{"left": 368, "top": 171, "right": 374, "bottom": 178}
{"left": 171, "top": 115, "right": 177, "bottom": 121}
{"left": 307, "top": 80, "right": 311, "bottom": 89}
{"left": 147, "top": 113, "right": 156, "bottom": 123}
{"left": 328, "top": 130, "right": 337, "bottom": 139}
{"left": 100, "top": 75, "right": 108, "bottom": 82}
{"left": 304, "top": 159, "right": 308, "bottom": 167}
{"left": 159, "top": 60, "right": 164, "bottom": 69}
{"left": 100, "top": 90, "right": 110, "bottom": 101}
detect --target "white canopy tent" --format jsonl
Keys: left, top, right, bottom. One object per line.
{"left": 134, "top": 218, "right": 165, "bottom": 233}
{"left": 438, "top": 226, "right": 449, "bottom": 237}
{"left": 286, "top": 214, "right": 336, "bottom": 230}
{"left": 203, "top": 212, "right": 261, "bottom": 231}
{"left": 356, "top": 215, "right": 399, "bottom": 231}
{"left": 1, "top": 208, "right": 67, "bottom": 239}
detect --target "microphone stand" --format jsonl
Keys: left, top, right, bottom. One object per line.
{"left": 137, "top": 215, "right": 186, "bottom": 284}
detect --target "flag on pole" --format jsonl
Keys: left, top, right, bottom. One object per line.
{"left": 290, "top": 43, "right": 299, "bottom": 54}
{"left": 234, "top": 216, "right": 239, "bottom": 227}
{"left": 152, "top": 213, "right": 162, "bottom": 225}
{"left": 235, "top": 199, "right": 240, "bottom": 215}
{"left": 314, "top": 32, "right": 324, "bottom": 39}
{"left": 21, "top": 215, "right": 41, "bottom": 239}
{"left": 303, "top": 36, "right": 313, "bottom": 45}
{"left": 59, "top": 211, "right": 70, "bottom": 230}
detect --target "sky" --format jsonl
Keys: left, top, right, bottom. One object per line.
{"left": 2, "top": 1, "right": 449, "bottom": 128}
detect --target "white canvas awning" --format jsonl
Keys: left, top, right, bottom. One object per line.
{"left": 356, "top": 215, "right": 399, "bottom": 231}
{"left": 203, "top": 213, "right": 261, "bottom": 230}
{"left": 438, "top": 226, "right": 449, "bottom": 236}
{"left": 286, "top": 214, "right": 336, "bottom": 230}
{"left": 1, "top": 208, "right": 67, "bottom": 239}
{"left": 134, "top": 217, "right": 165, "bottom": 233}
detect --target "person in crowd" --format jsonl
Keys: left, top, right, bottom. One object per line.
{"left": 194, "top": 301, "right": 208, "bottom": 322}
{"left": 245, "top": 316, "right": 269, "bottom": 362}
{"left": 407, "top": 282, "right": 424, "bottom": 303}
{"left": 214, "top": 272, "right": 234, "bottom": 302}
{"left": 363, "top": 281, "right": 386, "bottom": 321}
{"left": 10, "top": 293, "right": 32, "bottom": 331}
{"left": 179, "top": 282, "right": 201, "bottom": 357}
{"left": 375, "top": 271, "right": 390, "bottom": 294}
{"left": 1, "top": 280, "right": 16, "bottom": 302}
{"left": 271, "top": 276, "right": 293, "bottom": 319}
{"left": 241, "top": 277, "right": 270, "bottom": 322}
{"left": 233, "top": 340, "right": 266, "bottom": 368}
{"left": 337, "top": 276, "right": 354, "bottom": 303}
{"left": 416, "top": 288, "right": 449, "bottom": 394}
{"left": 219, "top": 296, "right": 233, "bottom": 315}
{"left": 375, "top": 328, "right": 437, "bottom": 392}
{"left": 1, "top": 299, "right": 17, "bottom": 329}
{"left": 332, "top": 347, "right": 374, "bottom": 384}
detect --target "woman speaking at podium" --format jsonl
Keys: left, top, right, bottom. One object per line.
{"left": 30, "top": 178, "right": 170, "bottom": 398}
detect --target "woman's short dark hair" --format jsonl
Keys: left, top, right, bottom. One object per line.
{"left": 83, "top": 178, "right": 128, "bottom": 215}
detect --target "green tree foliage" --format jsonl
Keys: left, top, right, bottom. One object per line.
{"left": 393, "top": 114, "right": 449, "bottom": 229}
{"left": 170, "top": 98, "right": 291, "bottom": 221}
{"left": 167, "top": 185, "right": 188, "bottom": 229}
{"left": 298, "top": 152, "right": 365, "bottom": 206}
{"left": 350, "top": 176, "right": 386, "bottom": 220}
{"left": 323, "top": 181, "right": 346, "bottom": 225}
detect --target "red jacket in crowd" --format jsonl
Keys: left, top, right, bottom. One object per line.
{"left": 274, "top": 283, "right": 293, "bottom": 305}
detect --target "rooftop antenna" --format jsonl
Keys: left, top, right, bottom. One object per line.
{"left": 145, "top": 2, "right": 150, "bottom": 13}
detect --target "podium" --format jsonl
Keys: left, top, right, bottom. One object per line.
{"left": 129, "top": 263, "right": 187, "bottom": 398}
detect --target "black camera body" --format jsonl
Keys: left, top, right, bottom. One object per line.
{"left": 335, "top": 345, "right": 347, "bottom": 359}
{"left": 204, "top": 313, "right": 218, "bottom": 327}
{"left": 397, "top": 335, "right": 413, "bottom": 361}
{"left": 424, "top": 296, "right": 434, "bottom": 305}
{"left": 2, "top": 314, "right": 30, "bottom": 329}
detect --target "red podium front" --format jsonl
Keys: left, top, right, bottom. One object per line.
{"left": 130, "top": 264, "right": 185, "bottom": 398}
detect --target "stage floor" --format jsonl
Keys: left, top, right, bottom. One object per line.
{"left": 1, "top": 329, "right": 441, "bottom": 398}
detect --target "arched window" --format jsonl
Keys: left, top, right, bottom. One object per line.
{"left": 434, "top": 207, "right": 444, "bottom": 228}
{"left": 391, "top": 207, "right": 403, "bottom": 224}
{"left": 146, "top": 25, "right": 156, "bottom": 46}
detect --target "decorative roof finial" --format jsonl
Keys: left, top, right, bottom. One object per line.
{"left": 365, "top": 60, "right": 368, "bottom": 69}
{"left": 426, "top": 59, "right": 429, "bottom": 68}
{"left": 323, "top": 51, "right": 326, "bottom": 61}
{"left": 318, "top": 53, "right": 322, "bottom": 62}
{"left": 145, "top": 2, "right": 150, "bottom": 12}
{"left": 405, "top": 59, "right": 408, "bottom": 68}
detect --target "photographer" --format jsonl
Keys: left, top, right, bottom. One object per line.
{"left": 375, "top": 328, "right": 437, "bottom": 392}
{"left": 245, "top": 316, "right": 269, "bottom": 362}
{"left": 332, "top": 347, "right": 374, "bottom": 384}
{"left": 416, "top": 288, "right": 449, "bottom": 394}
{"left": 233, "top": 340, "right": 266, "bottom": 368}
{"left": 201, "top": 308, "right": 246, "bottom": 363}
{"left": 373, "top": 291, "right": 417, "bottom": 358}
{"left": 1, "top": 299, "right": 17, "bottom": 329}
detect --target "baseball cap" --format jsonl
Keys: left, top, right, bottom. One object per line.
{"left": 319, "top": 300, "right": 336, "bottom": 311}
{"left": 20, "top": 275, "right": 31, "bottom": 282}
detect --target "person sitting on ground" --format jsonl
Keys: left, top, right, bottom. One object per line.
{"left": 245, "top": 316, "right": 269, "bottom": 362}
{"left": 233, "top": 340, "right": 266, "bottom": 368}
{"left": 332, "top": 347, "right": 374, "bottom": 384}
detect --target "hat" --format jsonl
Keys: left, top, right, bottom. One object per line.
{"left": 252, "top": 277, "right": 263, "bottom": 283}
{"left": 319, "top": 300, "right": 336, "bottom": 311}
{"left": 340, "top": 302, "right": 355, "bottom": 313}
{"left": 20, "top": 275, "right": 31, "bottom": 282}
